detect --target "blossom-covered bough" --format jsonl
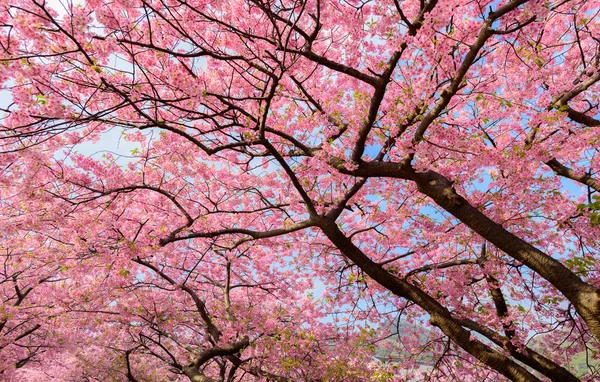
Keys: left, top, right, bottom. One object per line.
{"left": 1, "top": 0, "right": 600, "bottom": 380}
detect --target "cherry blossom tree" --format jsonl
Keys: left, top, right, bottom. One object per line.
{"left": 1, "top": 0, "right": 600, "bottom": 380}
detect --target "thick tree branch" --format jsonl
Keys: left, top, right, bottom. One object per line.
{"left": 545, "top": 159, "right": 600, "bottom": 192}
{"left": 341, "top": 160, "right": 600, "bottom": 343}
{"left": 458, "top": 318, "right": 579, "bottom": 382}
{"left": 315, "top": 216, "right": 539, "bottom": 382}
{"left": 183, "top": 337, "right": 250, "bottom": 382}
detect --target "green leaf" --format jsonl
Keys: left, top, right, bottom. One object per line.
{"left": 118, "top": 269, "right": 131, "bottom": 277}
{"left": 35, "top": 94, "right": 47, "bottom": 105}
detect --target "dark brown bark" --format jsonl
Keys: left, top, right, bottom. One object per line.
{"left": 341, "top": 160, "right": 600, "bottom": 344}
{"left": 477, "top": 245, "right": 580, "bottom": 382}
{"left": 183, "top": 337, "right": 250, "bottom": 382}
{"left": 315, "top": 217, "right": 540, "bottom": 382}
{"left": 545, "top": 159, "right": 600, "bottom": 192}
{"left": 458, "top": 319, "right": 580, "bottom": 382}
